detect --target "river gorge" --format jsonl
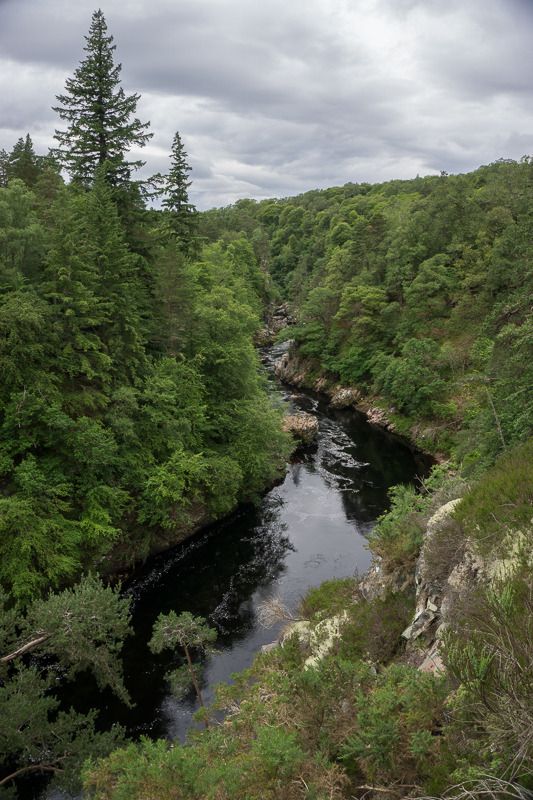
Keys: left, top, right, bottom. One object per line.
{"left": 55, "top": 342, "right": 427, "bottom": 755}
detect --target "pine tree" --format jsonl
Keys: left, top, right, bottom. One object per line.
{"left": 53, "top": 9, "right": 152, "bottom": 186}
{"left": 43, "top": 190, "right": 112, "bottom": 410}
{"left": 154, "top": 131, "right": 197, "bottom": 247}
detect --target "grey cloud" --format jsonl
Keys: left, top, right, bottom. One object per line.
{"left": 1, "top": 0, "right": 533, "bottom": 208}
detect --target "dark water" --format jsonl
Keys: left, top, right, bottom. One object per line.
{"left": 73, "top": 343, "right": 428, "bottom": 746}
{"left": 33, "top": 344, "right": 427, "bottom": 798}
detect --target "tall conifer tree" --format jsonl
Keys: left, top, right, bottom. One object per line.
{"left": 53, "top": 9, "right": 151, "bottom": 186}
{"left": 8, "top": 134, "right": 40, "bottom": 186}
{"left": 154, "top": 131, "right": 197, "bottom": 247}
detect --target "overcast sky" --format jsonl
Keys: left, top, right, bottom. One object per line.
{"left": 1, "top": 0, "right": 532, "bottom": 209}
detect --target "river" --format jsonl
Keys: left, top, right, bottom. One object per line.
{"left": 62, "top": 342, "right": 428, "bottom": 749}
{"left": 33, "top": 343, "right": 428, "bottom": 800}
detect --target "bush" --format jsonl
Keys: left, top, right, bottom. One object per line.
{"left": 444, "top": 565, "right": 533, "bottom": 778}
{"left": 300, "top": 577, "right": 357, "bottom": 621}
{"left": 368, "top": 483, "right": 425, "bottom": 569}
{"left": 340, "top": 664, "right": 447, "bottom": 786}
{"left": 338, "top": 589, "right": 415, "bottom": 664}
{"left": 454, "top": 438, "right": 533, "bottom": 556}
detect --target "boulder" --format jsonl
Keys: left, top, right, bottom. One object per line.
{"left": 282, "top": 412, "right": 319, "bottom": 444}
{"left": 282, "top": 613, "right": 349, "bottom": 669}
{"left": 329, "top": 387, "right": 361, "bottom": 409}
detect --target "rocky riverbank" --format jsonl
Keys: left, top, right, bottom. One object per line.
{"left": 274, "top": 342, "right": 447, "bottom": 460}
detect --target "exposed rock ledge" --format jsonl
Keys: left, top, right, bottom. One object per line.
{"left": 256, "top": 303, "right": 296, "bottom": 346}
{"left": 357, "top": 498, "right": 474, "bottom": 676}
{"left": 402, "top": 497, "right": 479, "bottom": 675}
{"left": 282, "top": 412, "right": 319, "bottom": 444}
{"left": 275, "top": 346, "right": 397, "bottom": 435}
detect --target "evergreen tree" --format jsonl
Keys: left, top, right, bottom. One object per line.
{"left": 154, "top": 131, "right": 197, "bottom": 247}
{"left": 0, "top": 576, "right": 130, "bottom": 795}
{"left": 0, "top": 149, "right": 9, "bottom": 187}
{"left": 43, "top": 190, "right": 112, "bottom": 410}
{"left": 8, "top": 134, "right": 40, "bottom": 186}
{"left": 83, "top": 171, "right": 147, "bottom": 383}
{"left": 53, "top": 9, "right": 151, "bottom": 186}
{"left": 149, "top": 610, "right": 217, "bottom": 712}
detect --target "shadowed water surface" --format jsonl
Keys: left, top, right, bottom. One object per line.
{"left": 36, "top": 344, "right": 428, "bottom": 800}
{"left": 85, "top": 343, "right": 429, "bottom": 744}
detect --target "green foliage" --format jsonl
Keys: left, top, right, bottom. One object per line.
{"left": 373, "top": 338, "right": 446, "bottom": 415}
{"left": 368, "top": 483, "right": 425, "bottom": 568}
{"left": 0, "top": 145, "right": 289, "bottom": 602}
{"left": 202, "top": 159, "right": 533, "bottom": 461}
{"left": 0, "top": 576, "right": 130, "bottom": 795}
{"left": 368, "top": 463, "right": 464, "bottom": 569}
{"left": 444, "top": 565, "right": 533, "bottom": 778}
{"left": 300, "top": 577, "right": 356, "bottom": 620}
{"left": 338, "top": 588, "right": 415, "bottom": 664}
{"left": 53, "top": 10, "right": 152, "bottom": 185}
{"left": 454, "top": 439, "right": 533, "bottom": 556}
{"left": 150, "top": 611, "right": 217, "bottom": 709}
{"left": 150, "top": 610, "right": 217, "bottom": 655}
{"left": 340, "top": 664, "right": 446, "bottom": 784}
{"left": 151, "top": 130, "right": 198, "bottom": 249}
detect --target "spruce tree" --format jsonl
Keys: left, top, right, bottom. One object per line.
{"left": 83, "top": 171, "right": 147, "bottom": 383}
{"left": 53, "top": 9, "right": 151, "bottom": 186}
{"left": 154, "top": 131, "right": 197, "bottom": 247}
{"left": 8, "top": 134, "right": 40, "bottom": 186}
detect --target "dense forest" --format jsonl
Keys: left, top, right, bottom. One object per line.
{"left": 201, "top": 158, "right": 532, "bottom": 466}
{"left": 0, "top": 11, "right": 289, "bottom": 796}
{"left": 85, "top": 165, "right": 533, "bottom": 797}
{"left": 1, "top": 8, "right": 533, "bottom": 800}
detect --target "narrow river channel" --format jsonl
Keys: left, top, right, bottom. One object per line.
{"left": 67, "top": 342, "right": 428, "bottom": 750}
{"left": 39, "top": 343, "right": 429, "bottom": 800}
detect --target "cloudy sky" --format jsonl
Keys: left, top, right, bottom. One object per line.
{"left": 1, "top": 0, "right": 532, "bottom": 208}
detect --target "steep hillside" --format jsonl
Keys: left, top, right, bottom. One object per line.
{"left": 201, "top": 159, "right": 533, "bottom": 464}
{"left": 85, "top": 163, "right": 533, "bottom": 799}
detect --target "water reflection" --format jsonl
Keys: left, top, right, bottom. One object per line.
{"left": 60, "top": 344, "right": 428, "bottom": 750}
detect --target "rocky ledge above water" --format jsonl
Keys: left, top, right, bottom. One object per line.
{"left": 282, "top": 411, "right": 319, "bottom": 444}
{"left": 255, "top": 303, "right": 296, "bottom": 346}
{"left": 275, "top": 346, "right": 397, "bottom": 435}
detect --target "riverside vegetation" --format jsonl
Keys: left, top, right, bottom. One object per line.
{"left": 1, "top": 9, "right": 532, "bottom": 800}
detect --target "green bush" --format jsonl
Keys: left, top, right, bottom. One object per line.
{"left": 368, "top": 483, "right": 425, "bottom": 569}
{"left": 340, "top": 664, "right": 447, "bottom": 785}
{"left": 454, "top": 438, "right": 533, "bottom": 556}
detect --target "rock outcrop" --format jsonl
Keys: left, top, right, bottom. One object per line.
{"left": 256, "top": 304, "right": 296, "bottom": 345}
{"left": 282, "top": 412, "right": 319, "bottom": 444}
{"left": 279, "top": 613, "right": 349, "bottom": 669}
{"left": 329, "top": 387, "right": 361, "bottom": 409}
{"left": 401, "top": 497, "right": 485, "bottom": 675}
{"left": 274, "top": 346, "right": 398, "bottom": 434}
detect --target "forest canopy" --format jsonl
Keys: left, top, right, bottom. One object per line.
{"left": 1, "top": 7, "right": 533, "bottom": 800}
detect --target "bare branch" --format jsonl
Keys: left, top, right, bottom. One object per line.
{"left": 257, "top": 596, "right": 300, "bottom": 628}
{"left": 0, "top": 634, "right": 51, "bottom": 664}
{"left": 0, "top": 763, "right": 63, "bottom": 787}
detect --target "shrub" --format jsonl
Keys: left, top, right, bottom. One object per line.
{"left": 300, "top": 577, "right": 357, "bottom": 621}
{"left": 338, "top": 589, "right": 415, "bottom": 664}
{"left": 368, "top": 483, "right": 425, "bottom": 569}
{"left": 454, "top": 438, "right": 533, "bottom": 556}
{"left": 340, "top": 664, "right": 447, "bottom": 786}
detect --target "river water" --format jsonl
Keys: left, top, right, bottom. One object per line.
{"left": 37, "top": 343, "right": 428, "bottom": 798}
{"left": 66, "top": 342, "right": 428, "bottom": 748}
